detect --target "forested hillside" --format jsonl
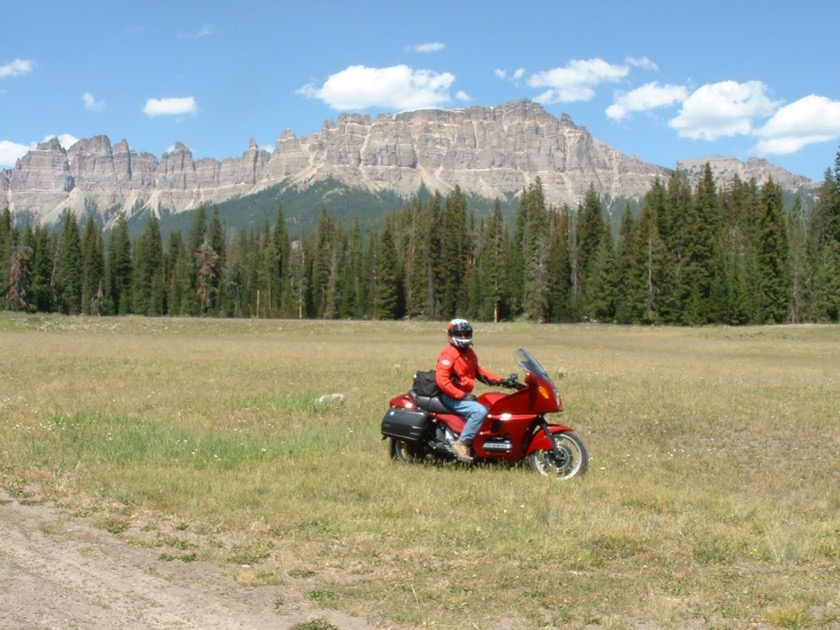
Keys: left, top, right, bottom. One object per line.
{"left": 3, "top": 153, "right": 839, "bottom": 325}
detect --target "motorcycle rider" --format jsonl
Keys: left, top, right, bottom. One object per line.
{"left": 436, "top": 318, "right": 503, "bottom": 463}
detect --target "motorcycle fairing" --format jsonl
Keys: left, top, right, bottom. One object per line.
{"left": 525, "top": 425, "right": 575, "bottom": 454}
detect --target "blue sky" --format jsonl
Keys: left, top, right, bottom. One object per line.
{"left": 2, "top": 0, "right": 839, "bottom": 181}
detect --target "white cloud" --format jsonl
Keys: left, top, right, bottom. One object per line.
{"left": 410, "top": 42, "right": 445, "bottom": 53}
{"left": 455, "top": 90, "right": 470, "bottom": 102}
{"left": 527, "top": 58, "right": 631, "bottom": 103}
{"left": 668, "top": 80, "right": 781, "bottom": 140}
{"left": 626, "top": 56, "right": 658, "bottom": 71}
{"left": 82, "top": 92, "right": 105, "bottom": 112}
{"left": 496, "top": 67, "right": 525, "bottom": 82}
{"left": 0, "top": 58, "right": 34, "bottom": 79}
{"left": 298, "top": 64, "right": 456, "bottom": 111}
{"left": 0, "top": 140, "right": 31, "bottom": 166}
{"left": 606, "top": 82, "right": 688, "bottom": 121}
{"left": 143, "top": 97, "right": 198, "bottom": 117}
{"left": 752, "top": 94, "right": 840, "bottom": 155}
{"left": 0, "top": 134, "right": 79, "bottom": 167}
{"left": 179, "top": 24, "right": 214, "bottom": 39}
{"left": 49, "top": 134, "right": 80, "bottom": 149}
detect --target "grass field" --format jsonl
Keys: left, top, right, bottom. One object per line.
{"left": 1, "top": 314, "right": 838, "bottom": 629}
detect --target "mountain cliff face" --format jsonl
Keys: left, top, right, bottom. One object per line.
{"left": 676, "top": 155, "right": 814, "bottom": 190}
{"left": 0, "top": 100, "right": 815, "bottom": 226}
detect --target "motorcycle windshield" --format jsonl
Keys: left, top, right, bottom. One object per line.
{"left": 513, "top": 348, "right": 555, "bottom": 388}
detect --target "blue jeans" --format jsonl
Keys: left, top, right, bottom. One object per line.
{"left": 440, "top": 394, "right": 488, "bottom": 443}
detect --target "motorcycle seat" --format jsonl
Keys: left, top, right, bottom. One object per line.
{"left": 409, "top": 390, "right": 451, "bottom": 414}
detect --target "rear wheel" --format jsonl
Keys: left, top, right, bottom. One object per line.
{"left": 527, "top": 431, "right": 588, "bottom": 479}
{"left": 388, "top": 437, "right": 430, "bottom": 463}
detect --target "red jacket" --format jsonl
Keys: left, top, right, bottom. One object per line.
{"left": 435, "top": 344, "right": 502, "bottom": 400}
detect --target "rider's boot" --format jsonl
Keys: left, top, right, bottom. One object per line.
{"left": 452, "top": 439, "right": 473, "bottom": 463}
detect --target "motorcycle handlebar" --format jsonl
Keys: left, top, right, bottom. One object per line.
{"left": 500, "top": 374, "right": 525, "bottom": 390}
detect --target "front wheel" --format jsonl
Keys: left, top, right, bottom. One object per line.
{"left": 527, "top": 431, "right": 588, "bottom": 479}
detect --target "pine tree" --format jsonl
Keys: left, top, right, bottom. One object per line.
{"left": 812, "top": 241, "right": 840, "bottom": 321}
{"left": 707, "top": 229, "right": 736, "bottom": 325}
{"left": 374, "top": 217, "right": 403, "bottom": 319}
{"left": 575, "top": 184, "right": 606, "bottom": 320}
{"left": 629, "top": 183, "right": 668, "bottom": 323}
{"left": 812, "top": 150, "right": 840, "bottom": 245}
{"left": 194, "top": 238, "right": 220, "bottom": 317}
{"left": 81, "top": 216, "right": 105, "bottom": 315}
{"left": 510, "top": 180, "right": 551, "bottom": 321}
{"left": 807, "top": 149, "right": 840, "bottom": 320}
{"left": 590, "top": 229, "right": 617, "bottom": 321}
{"left": 188, "top": 204, "right": 209, "bottom": 252}
{"left": 106, "top": 214, "right": 133, "bottom": 315}
{"left": 438, "top": 186, "right": 469, "bottom": 318}
{"left": 337, "top": 220, "right": 365, "bottom": 319}
{"left": 676, "top": 165, "right": 722, "bottom": 324}
{"left": 663, "top": 172, "right": 694, "bottom": 322}
{"left": 752, "top": 178, "right": 789, "bottom": 323}
{"left": 288, "top": 231, "right": 310, "bottom": 319}
{"left": 19, "top": 224, "right": 38, "bottom": 309}
{"left": 7, "top": 245, "right": 32, "bottom": 311}
{"left": 403, "top": 197, "right": 432, "bottom": 318}
{"left": 324, "top": 230, "right": 346, "bottom": 318}
{"left": 0, "top": 207, "right": 13, "bottom": 309}
{"left": 613, "top": 205, "right": 637, "bottom": 323}
{"left": 165, "top": 231, "right": 189, "bottom": 316}
{"left": 183, "top": 204, "right": 209, "bottom": 316}
{"left": 223, "top": 230, "right": 245, "bottom": 318}
{"left": 466, "top": 217, "right": 485, "bottom": 321}
{"left": 358, "top": 232, "right": 377, "bottom": 319}
{"left": 207, "top": 209, "right": 226, "bottom": 315}
{"left": 311, "top": 208, "right": 339, "bottom": 318}
{"left": 477, "top": 200, "right": 511, "bottom": 322}
{"left": 132, "top": 214, "right": 163, "bottom": 315}
{"left": 546, "top": 205, "right": 572, "bottom": 322}
{"left": 28, "top": 225, "right": 54, "bottom": 313}
{"left": 786, "top": 197, "right": 808, "bottom": 323}
{"left": 508, "top": 199, "right": 526, "bottom": 318}
{"left": 0, "top": 207, "right": 11, "bottom": 248}
{"left": 270, "top": 203, "right": 291, "bottom": 316}
{"left": 425, "top": 192, "right": 444, "bottom": 319}
{"left": 245, "top": 227, "right": 264, "bottom": 317}
{"left": 523, "top": 181, "right": 552, "bottom": 321}
{"left": 57, "top": 211, "right": 83, "bottom": 315}
{"left": 333, "top": 222, "right": 354, "bottom": 319}
{"left": 130, "top": 231, "right": 148, "bottom": 315}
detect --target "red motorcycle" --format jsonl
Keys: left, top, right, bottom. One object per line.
{"left": 381, "top": 348, "right": 588, "bottom": 479}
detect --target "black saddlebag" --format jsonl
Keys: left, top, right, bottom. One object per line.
{"left": 381, "top": 408, "right": 430, "bottom": 442}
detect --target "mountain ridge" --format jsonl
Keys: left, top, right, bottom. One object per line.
{"left": 0, "top": 100, "right": 817, "bottom": 227}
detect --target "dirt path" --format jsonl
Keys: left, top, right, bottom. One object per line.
{"left": 0, "top": 489, "right": 399, "bottom": 630}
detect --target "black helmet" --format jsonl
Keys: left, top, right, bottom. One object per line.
{"left": 447, "top": 318, "right": 473, "bottom": 349}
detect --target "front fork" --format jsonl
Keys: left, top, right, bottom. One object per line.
{"left": 537, "top": 417, "right": 563, "bottom": 460}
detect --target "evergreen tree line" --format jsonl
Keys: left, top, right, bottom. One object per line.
{"left": 3, "top": 153, "right": 840, "bottom": 324}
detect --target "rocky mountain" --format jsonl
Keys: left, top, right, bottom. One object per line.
{"left": 0, "top": 100, "right": 817, "bottom": 227}
{"left": 676, "top": 155, "right": 814, "bottom": 190}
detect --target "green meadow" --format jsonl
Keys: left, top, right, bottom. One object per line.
{"left": 1, "top": 314, "right": 838, "bottom": 629}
